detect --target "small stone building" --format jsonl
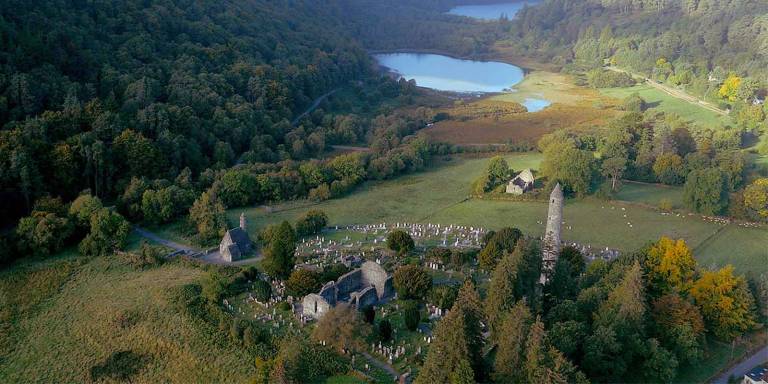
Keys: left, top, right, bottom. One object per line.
{"left": 303, "top": 261, "right": 394, "bottom": 319}
{"left": 219, "top": 213, "right": 252, "bottom": 262}
{"left": 506, "top": 169, "right": 535, "bottom": 194}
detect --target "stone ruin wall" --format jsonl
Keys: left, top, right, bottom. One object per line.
{"left": 334, "top": 269, "right": 362, "bottom": 299}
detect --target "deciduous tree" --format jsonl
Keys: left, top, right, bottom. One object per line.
{"left": 644, "top": 237, "right": 696, "bottom": 296}
{"left": 690, "top": 266, "right": 756, "bottom": 340}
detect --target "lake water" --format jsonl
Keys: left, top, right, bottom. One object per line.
{"left": 447, "top": 2, "right": 539, "bottom": 20}
{"left": 522, "top": 98, "right": 551, "bottom": 112}
{"left": 374, "top": 53, "right": 525, "bottom": 93}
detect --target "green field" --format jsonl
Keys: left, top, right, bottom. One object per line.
{"left": 614, "top": 181, "right": 684, "bottom": 208}
{"left": 216, "top": 153, "right": 767, "bottom": 275}
{"left": 600, "top": 84, "right": 731, "bottom": 129}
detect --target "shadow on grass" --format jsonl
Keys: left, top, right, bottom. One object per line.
{"left": 90, "top": 350, "right": 151, "bottom": 382}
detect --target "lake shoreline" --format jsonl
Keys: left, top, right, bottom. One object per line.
{"left": 367, "top": 48, "right": 534, "bottom": 74}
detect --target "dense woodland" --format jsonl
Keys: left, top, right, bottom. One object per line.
{"left": 0, "top": 0, "right": 376, "bottom": 221}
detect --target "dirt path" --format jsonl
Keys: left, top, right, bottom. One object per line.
{"left": 605, "top": 66, "right": 727, "bottom": 116}
{"left": 359, "top": 351, "right": 400, "bottom": 379}
{"left": 330, "top": 145, "right": 371, "bottom": 152}
{"left": 291, "top": 89, "right": 339, "bottom": 126}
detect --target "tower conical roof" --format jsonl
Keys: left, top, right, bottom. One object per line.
{"left": 550, "top": 182, "right": 563, "bottom": 198}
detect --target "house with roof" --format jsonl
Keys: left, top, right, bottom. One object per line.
{"left": 506, "top": 169, "right": 535, "bottom": 194}
{"left": 744, "top": 366, "right": 768, "bottom": 384}
{"left": 219, "top": 213, "right": 253, "bottom": 262}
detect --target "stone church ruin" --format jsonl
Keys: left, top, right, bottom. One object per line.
{"left": 302, "top": 261, "right": 394, "bottom": 319}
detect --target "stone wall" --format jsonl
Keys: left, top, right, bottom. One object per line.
{"left": 360, "top": 261, "right": 389, "bottom": 299}
{"left": 335, "top": 269, "right": 362, "bottom": 299}
{"left": 350, "top": 286, "right": 378, "bottom": 309}
{"left": 303, "top": 293, "right": 332, "bottom": 319}
{"left": 319, "top": 282, "right": 337, "bottom": 305}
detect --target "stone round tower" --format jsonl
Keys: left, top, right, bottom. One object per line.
{"left": 540, "top": 183, "right": 563, "bottom": 284}
{"left": 239, "top": 212, "right": 247, "bottom": 230}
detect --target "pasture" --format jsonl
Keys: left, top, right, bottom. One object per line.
{"left": 599, "top": 84, "right": 732, "bottom": 129}
{"left": 231, "top": 153, "right": 767, "bottom": 275}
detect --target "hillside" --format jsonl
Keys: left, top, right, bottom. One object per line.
{"left": 0, "top": 0, "right": 370, "bottom": 222}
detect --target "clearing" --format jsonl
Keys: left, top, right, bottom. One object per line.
{"left": 213, "top": 153, "right": 766, "bottom": 275}
{"left": 599, "top": 84, "right": 732, "bottom": 130}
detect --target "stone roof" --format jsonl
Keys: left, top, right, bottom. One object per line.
{"left": 225, "top": 227, "right": 251, "bottom": 251}
{"left": 551, "top": 182, "right": 563, "bottom": 198}
{"left": 515, "top": 169, "right": 535, "bottom": 183}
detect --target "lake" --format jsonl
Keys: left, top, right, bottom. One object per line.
{"left": 447, "top": 1, "right": 539, "bottom": 20}
{"left": 522, "top": 98, "right": 551, "bottom": 112}
{"left": 374, "top": 53, "right": 525, "bottom": 93}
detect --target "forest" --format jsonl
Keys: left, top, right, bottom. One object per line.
{"left": 0, "top": 0, "right": 372, "bottom": 221}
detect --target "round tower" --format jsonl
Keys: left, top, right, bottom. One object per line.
{"left": 540, "top": 183, "right": 563, "bottom": 284}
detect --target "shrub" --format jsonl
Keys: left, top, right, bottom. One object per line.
{"left": 120, "top": 241, "right": 164, "bottom": 269}
{"left": 587, "top": 69, "right": 636, "bottom": 88}
{"left": 426, "top": 247, "right": 452, "bottom": 264}
{"left": 363, "top": 306, "right": 376, "bottom": 323}
{"left": 428, "top": 285, "right": 459, "bottom": 310}
{"left": 386, "top": 229, "right": 414, "bottom": 255}
{"left": 403, "top": 300, "right": 420, "bottom": 331}
{"left": 393, "top": 265, "right": 432, "bottom": 300}
{"left": 308, "top": 183, "right": 331, "bottom": 201}
{"left": 623, "top": 93, "right": 646, "bottom": 112}
{"left": 270, "top": 336, "right": 349, "bottom": 383}
{"left": 202, "top": 272, "right": 228, "bottom": 304}
{"left": 378, "top": 319, "right": 392, "bottom": 341}
{"left": 253, "top": 280, "right": 272, "bottom": 302}
{"left": 659, "top": 198, "right": 673, "bottom": 212}
{"left": 320, "top": 263, "right": 351, "bottom": 283}
{"left": 285, "top": 269, "right": 321, "bottom": 298}
{"left": 295, "top": 210, "right": 328, "bottom": 237}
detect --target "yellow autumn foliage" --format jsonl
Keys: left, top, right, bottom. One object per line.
{"left": 690, "top": 266, "right": 756, "bottom": 340}
{"left": 645, "top": 237, "right": 696, "bottom": 294}
{"left": 718, "top": 74, "right": 741, "bottom": 102}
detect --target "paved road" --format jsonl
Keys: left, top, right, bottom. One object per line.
{"left": 605, "top": 66, "right": 728, "bottom": 116}
{"left": 712, "top": 345, "right": 768, "bottom": 384}
{"left": 133, "top": 227, "right": 196, "bottom": 253}
{"left": 291, "top": 89, "right": 339, "bottom": 126}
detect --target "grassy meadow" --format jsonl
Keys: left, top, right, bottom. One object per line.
{"left": 599, "top": 84, "right": 732, "bottom": 129}
{"left": 0, "top": 252, "right": 257, "bottom": 382}
{"left": 219, "top": 153, "right": 767, "bottom": 275}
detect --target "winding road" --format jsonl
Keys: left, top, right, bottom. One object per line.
{"left": 711, "top": 345, "right": 768, "bottom": 384}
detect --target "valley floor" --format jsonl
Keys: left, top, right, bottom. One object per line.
{"left": 186, "top": 153, "right": 766, "bottom": 276}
